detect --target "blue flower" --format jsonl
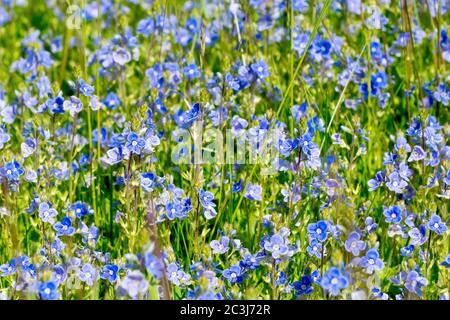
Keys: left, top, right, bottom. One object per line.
{"left": 17, "top": 256, "right": 36, "bottom": 278}
{"left": 276, "top": 271, "right": 288, "bottom": 286}
{"left": 199, "top": 189, "right": 215, "bottom": 208}
{"left": 400, "top": 245, "right": 415, "bottom": 257}
{"left": 53, "top": 216, "right": 75, "bottom": 236}
{"left": 291, "top": 103, "right": 308, "bottom": 123}
{"left": 210, "top": 236, "right": 230, "bottom": 254}
{"left": 408, "top": 225, "right": 427, "bottom": 245}
{"left": 52, "top": 265, "right": 67, "bottom": 285}
{"left": 292, "top": 275, "right": 313, "bottom": 296}
{"left": 298, "top": 132, "right": 314, "bottom": 151}
{"left": 47, "top": 96, "right": 65, "bottom": 114}
{"left": 250, "top": 60, "right": 269, "bottom": 79}
{"left": 39, "top": 202, "right": 58, "bottom": 225}
{"left": 427, "top": 214, "right": 447, "bottom": 235}
{"left": 0, "top": 160, "right": 24, "bottom": 181}
{"left": 166, "top": 202, "right": 186, "bottom": 220}
{"left": 239, "top": 252, "right": 262, "bottom": 270}
{"left": 203, "top": 206, "right": 217, "bottom": 220}
{"left": 424, "top": 127, "right": 442, "bottom": 150}
{"left": 307, "top": 220, "right": 329, "bottom": 242}
{"left": 144, "top": 252, "right": 164, "bottom": 279}
{"left": 63, "top": 96, "right": 83, "bottom": 117}
{"left": 371, "top": 71, "right": 388, "bottom": 91}
{"left": 385, "top": 171, "right": 407, "bottom": 193}
{"left": 102, "top": 92, "right": 121, "bottom": 110}
{"left": 232, "top": 180, "right": 244, "bottom": 193}
{"left": 244, "top": 183, "right": 262, "bottom": 201}
{"left": 79, "top": 263, "right": 99, "bottom": 286}
{"left": 52, "top": 237, "right": 66, "bottom": 255}
{"left": 38, "top": 281, "right": 59, "bottom": 300}
{"left": 314, "top": 39, "right": 331, "bottom": 57}
{"left": 183, "top": 63, "right": 201, "bottom": 80}
{"left": 434, "top": 83, "right": 449, "bottom": 106}
{"left": 368, "top": 170, "right": 385, "bottom": 191}
{"left": 69, "top": 201, "right": 92, "bottom": 219}
{"left": 103, "top": 147, "right": 124, "bottom": 165}
{"left": 0, "top": 127, "right": 10, "bottom": 149}
{"left": 405, "top": 270, "right": 428, "bottom": 297}
{"left": 344, "top": 232, "right": 366, "bottom": 256}
{"left": 100, "top": 264, "right": 119, "bottom": 283}
{"left": 264, "top": 234, "right": 289, "bottom": 259}
{"left": 383, "top": 205, "right": 403, "bottom": 224}
{"left": 370, "top": 41, "right": 382, "bottom": 59}
{"left": 225, "top": 73, "right": 241, "bottom": 91}
{"left": 360, "top": 248, "right": 384, "bottom": 274}
{"left": 179, "top": 103, "right": 200, "bottom": 128}
{"left": 382, "top": 152, "right": 398, "bottom": 165}
{"left": 79, "top": 79, "right": 94, "bottom": 97}
{"left": 395, "top": 136, "right": 411, "bottom": 152}
{"left": 223, "top": 265, "right": 244, "bottom": 284}
{"left": 112, "top": 47, "right": 131, "bottom": 65}
{"left": 398, "top": 162, "right": 413, "bottom": 181}
{"left": 126, "top": 132, "right": 146, "bottom": 155}
{"left": 307, "top": 239, "right": 323, "bottom": 258}
{"left": 278, "top": 137, "right": 299, "bottom": 157}
{"left": 320, "top": 267, "right": 349, "bottom": 297}
{"left": 408, "top": 145, "right": 426, "bottom": 162}
{"left": 0, "top": 259, "right": 17, "bottom": 276}
{"left": 140, "top": 172, "right": 155, "bottom": 192}
{"left": 167, "top": 263, "right": 191, "bottom": 287}
{"left": 117, "top": 270, "right": 149, "bottom": 299}
{"left": 137, "top": 17, "right": 155, "bottom": 37}
{"left": 406, "top": 118, "right": 422, "bottom": 137}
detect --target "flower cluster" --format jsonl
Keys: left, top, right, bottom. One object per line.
{"left": 0, "top": 0, "right": 448, "bottom": 301}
